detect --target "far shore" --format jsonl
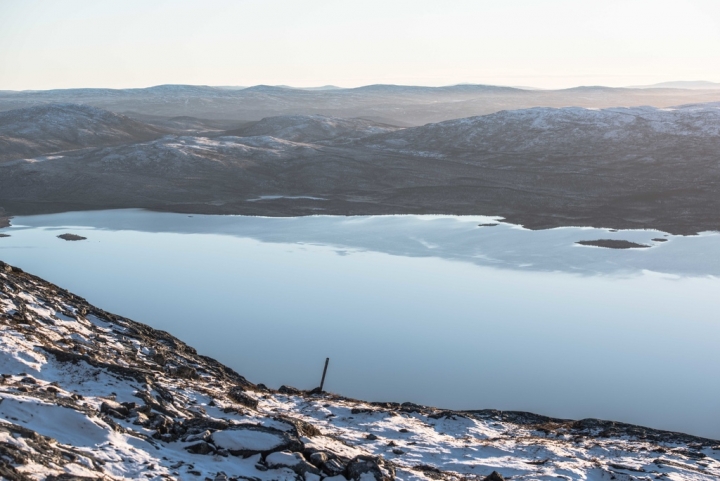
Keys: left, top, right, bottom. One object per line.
{"left": 0, "top": 201, "right": 714, "bottom": 236}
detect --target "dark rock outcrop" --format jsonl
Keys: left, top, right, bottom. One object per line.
{"left": 483, "top": 472, "right": 505, "bottom": 481}
{"left": 57, "top": 233, "right": 87, "bottom": 241}
{"left": 346, "top": 455, "right": 395, "bottom": 481}
{"left": 576, "top": 239, "right": 650, "bottom": 249}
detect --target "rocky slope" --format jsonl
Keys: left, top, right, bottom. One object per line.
{"left": 0, "top": 260, "right": 718, "bottom": 480}
{"left": 0, "top": 104, "right": 165, "bottom": 162}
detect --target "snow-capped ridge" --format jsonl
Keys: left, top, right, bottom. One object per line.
{"left": 362, "top": 105, "right": 720, "bottom": 155}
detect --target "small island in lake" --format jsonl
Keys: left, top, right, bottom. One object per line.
{"left": 576, "top": 239, "right": 650, "bottom": 249}
{"left": 57, "top": 233, "right": 87, "bottom": 241}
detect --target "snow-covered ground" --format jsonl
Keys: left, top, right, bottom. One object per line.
{"left": 0, "top": 260, "right": 718, "bottom": 480}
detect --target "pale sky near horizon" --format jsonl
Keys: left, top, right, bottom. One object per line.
{"left": 1, "top": 0, "right": 720, "bottom": 91}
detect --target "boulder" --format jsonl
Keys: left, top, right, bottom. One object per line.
{"left": 265, "top": 451, "right": 321, "bottom": 476}
{"left": 278, "top": 385, "right": 302, "bottom": 395}
{"left": 172, "top": 365, "right": 198, "bottom": 379}
{"left": 346, "top": 455, "right": 395, "bottom": 481}
{"left": 309, "top": 451, "right": 328, "bottom": 466}
{"left": 100, "top": 400, "right": 129, "bottom": 417}
{"left": 229, "top": 387, "right": 259, "bottom": 409}
{"left": 322, "top": 458, "right": 346, "bottom": 477}
{"left": 211, "top": 425, "right": 303, "bottom": 457}
{"left": 482, "top": 472, "right": 505, "bottom": 481}
{"left": 277, "top": 415, "right": 321, "bottom": 437}
{"left": 152, "top": 353, "right": 166, "bottom": 366}
{"left": 185, "top": 441, "right": 215, "bottom": 455}
{"left": 133, "top": 413, "right": 149, "bottom": 426}
{"left": 184, "top": 430, "right": 211, "bottom": 443}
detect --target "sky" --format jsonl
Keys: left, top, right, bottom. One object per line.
{"left": 1, "top": 0, "right": 720, "bottom": 91}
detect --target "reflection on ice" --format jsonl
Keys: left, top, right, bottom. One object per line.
{"left": 5, "top": 209, "right": 719, "bottom": 277}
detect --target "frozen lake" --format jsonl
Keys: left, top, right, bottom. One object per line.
{"left": 1, "top": 209, "right": 719, "bottom": 439}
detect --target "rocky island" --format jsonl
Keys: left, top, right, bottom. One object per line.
{"left": 56, "top": 233, "right": 87, "bottom": 241}
{"left": 0, "top": 260, "right": 718, "bottom": 480}
{"left": 575, "top": 240, "right": 650, "bottom": 249}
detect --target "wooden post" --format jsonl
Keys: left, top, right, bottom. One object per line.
{"left": 319, "top": 357, "right": 330, "bottom": 392}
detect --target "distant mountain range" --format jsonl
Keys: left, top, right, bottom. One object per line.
{"left": 630, "top": 81, "right": 720, "bottom": 89}
{"left": 2, "top": 101, "right": 720, "bottom": 234}
{"left": 2, "top": 83, "right": 720, "bottom": 126}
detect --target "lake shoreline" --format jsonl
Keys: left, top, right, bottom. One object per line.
{"left": 0, "top": 202, "right": 714, "bottom": 236}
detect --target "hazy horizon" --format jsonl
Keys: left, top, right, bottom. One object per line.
{"left": 2, "top": 0, "right": 720, "bottom": 91}
{"left": 2, "top": 79, "right": 720, "bottom": 93}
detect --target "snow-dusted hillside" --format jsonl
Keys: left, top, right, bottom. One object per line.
{"left": 0, "top": 104, "right": 165, "bottom": 162}
{"left": 5, "top": 103, "right": 720, "bottom": 233}
{"left": 126, "top": 114, "right": 252, "bottom": 135}
{"left": 230, "top": 115, "right": 400, "bottom": 143}
{"left": 362, "top": 105, "right": 720, "bottom": 157}
{"left": 93, "top": 135, "right": 320, "bottom": 169}
{"left": 0, "top": 260, "right": 718, "bottom": 480}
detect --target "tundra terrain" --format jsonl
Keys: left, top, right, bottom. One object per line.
{"left": 2, "top": 99, "right": 720, "bottom": 234}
